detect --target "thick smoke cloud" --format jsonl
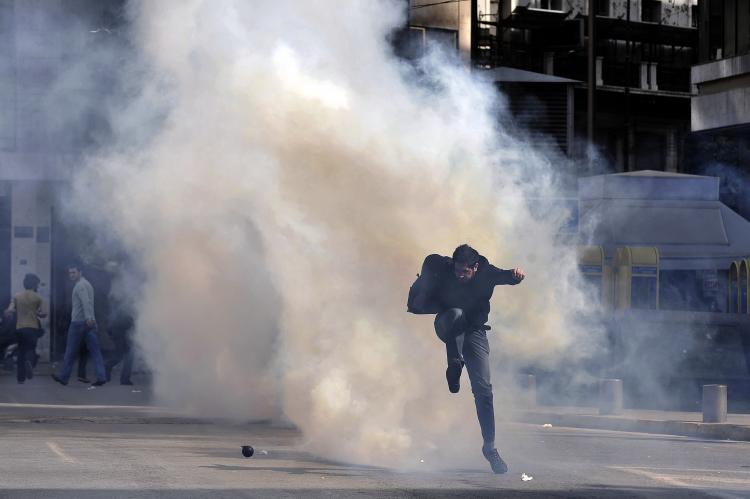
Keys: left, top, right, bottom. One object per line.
{"left": 65, "top": 0, "right": 603, "bottom": 467}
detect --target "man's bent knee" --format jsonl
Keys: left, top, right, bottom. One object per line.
{"left": 434, "top": 308, "right": 464, "bottom": 342}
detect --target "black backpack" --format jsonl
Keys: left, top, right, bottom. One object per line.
{"left": 406, "top": 254, "right": 449, "bottom": 314}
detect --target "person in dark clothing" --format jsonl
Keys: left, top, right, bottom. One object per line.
{"left": 105, "top": 310, "right": 135, "bottom": 385}
{"left": 410, "top": 244, "right": 525, "bottom": 474}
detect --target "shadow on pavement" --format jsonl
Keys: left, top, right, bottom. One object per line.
{"left": 201, "top": 463, "right": 370, "bottom": 477}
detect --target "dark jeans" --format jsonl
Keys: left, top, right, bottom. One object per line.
{"left": 435, "top": 308, "right": 495, "bottom": 446}
{"left": 78, "top": 343, "right": 88, "bottom": 379}
{"left": 105, "top": 330, "right": 133, "bottom": 383}
{"left": 58, "top": 321, "right": 105, "bottom": 383}
{"left": 15, "top": 328, "right": 38, "bottom": 382}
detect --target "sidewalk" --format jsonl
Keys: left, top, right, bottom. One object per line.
{"left": 1, "top": 360, "right": 147, "bottom": 378}
{"left": 0, "top": 372, "right": 276, "bottom": 426}
{"left": 520, "top": 405, "right": 750, "bottom": 441}
{"left": 0, "top": 364, "right": 179, "bottom": 423}
{"left": 5, "top": 369, "right": 750, "bottom": 441}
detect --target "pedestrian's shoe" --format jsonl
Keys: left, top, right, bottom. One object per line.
{"left": 91, "top": 380, "right": 106, "bottom": 387}
{"left": 77, "top": 377, "right": 91, "bottom": 384}
{"left": 446, "top": 360, "right": 464, "bottom": 394}
{"left": 51, "top": 374, "right": 68, "bottom": 386}
{"left": 482, "top": 445, "right": 508, "bottom": 474}
{"left": 25, "top": 360, "right": 34, "bottom": 379}
{"left": 121, "top": 380, "right": 134, "bottom": 386}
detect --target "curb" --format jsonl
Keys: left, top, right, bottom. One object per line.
{"left": 0, "top": 415, "right": 291, "bottom": 426}
{"left": 0, "top": 415, "right": 210, "bottom": 424}
{"left": 521, "top": 410, "right": 750, "bottom": 441}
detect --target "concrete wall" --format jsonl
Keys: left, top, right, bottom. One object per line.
{"left": 692, "top": 53, "right": 750, "bottom": 131}
{"left": 410, "top": 0, "right": 461, "bottom": 30}
{"left": 660, "top": 0, "right": 694, "bottom": 26}
{"left": 0, "top": 0, "right": 87, "bottom": 179}
{"left": 610, "top": 0, "right": 695, "bottom": 26}
{"left": 609, "top": 0, "right": 641, "bottom": 21}
{"left": 692, "top": 85, "right": 750, "bottom": 131}
{"left": 0, "top": 0, "right": 15, "bottom": 152}
{"left": 565, "top": 0, "right": 587, "bottom": 17}
{"left": 0, "top": 0, "right": 117, "bottom": 160}
{"left": 410, "top": 0, "right": 471, "bottom": 62}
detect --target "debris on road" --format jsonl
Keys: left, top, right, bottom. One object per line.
{"left": 259, "top": 449, "right": 268, "bottom": 455}
{"left": 131, "top": 390, "right": 142, "bottom": 393}
{"left": 521, "top": 473, "right": 534, "bottom": 481}
{"left": 241, "top": 445, "right": 254, "bottom": 457}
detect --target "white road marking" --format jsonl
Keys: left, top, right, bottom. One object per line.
{"left": 622, "top": 467, "right": 750, "bottom": 475}
{"left": 46, "top": 441, "right": 78, "bottom": 464}
{"left": 613, "top": 466, "right": 750, "bottom": 499}
{"left": 615, "top": 467, "right": 689, "bottom": 487}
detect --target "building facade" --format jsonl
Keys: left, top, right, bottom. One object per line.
{"left": 409, "top": 0, "right": 698, "bottom": 175}
{"left": 0, "top": 0, "right": 123, "bottom": 359}
{"left": 685, "top": 0, "right": 750, "bottom": 220}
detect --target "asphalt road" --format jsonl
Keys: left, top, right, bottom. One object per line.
{"left": 1, "top": 417, "right": 749, "bottom": 498}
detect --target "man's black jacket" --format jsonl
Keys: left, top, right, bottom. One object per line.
{"left": 409, "top": 253, "right": 521, "bottom": 327}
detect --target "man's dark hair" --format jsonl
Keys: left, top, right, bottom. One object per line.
{"left": 67, "top": 262, "right": 82, "bottom": 272}
{"left": 23, "top": 273, "right": 40, "bottom": 291}
{"left": 452, "top": 244, "right": 480, "bottom": 266}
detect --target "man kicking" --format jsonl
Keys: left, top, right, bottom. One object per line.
{"left": 409, "top": 244, "right": 525, "bottom": 474}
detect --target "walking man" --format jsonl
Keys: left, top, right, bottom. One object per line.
{"left": 408, "top": 244, "right": 525, "bottom": 474}
{"left": 53, "top": 263, "right": 107, "bottom": 386}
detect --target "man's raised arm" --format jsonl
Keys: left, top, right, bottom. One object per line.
{"left": 490, "top": 265, "right": 525, "bottom": 285}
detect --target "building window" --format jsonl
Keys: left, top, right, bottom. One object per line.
{"left": 642, "top": 0, "right": 662, "bottom": 23}
{"left": 36, "top": 227, "right": 50, "bottom": 243}
{"left": 596, "top": 0, "right": 610, "bottom": 17}
{"left": 709, "top": 0, "right": 724, "bottom": 60}
{"left": 537, "top": 0, "right": 563, "bottom": 10}
{"left": 13, "top": 226, "right": 33, "bottom": 239}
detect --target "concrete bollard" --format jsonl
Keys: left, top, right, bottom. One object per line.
{"left": 519, "top": 374, "right": 537, "bottom": 407}
{"left": 702, "top": 384, "right": 727, "bottom": 423}
{"left": 598, "top": 379, "right": 623, "bottom": 415}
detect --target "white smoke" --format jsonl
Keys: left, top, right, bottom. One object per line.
{"left": 69, "top": 0, "right": 603, "bottom": 467}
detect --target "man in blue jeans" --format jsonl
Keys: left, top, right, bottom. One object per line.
{"left": 410, "top": 244, "right": 524, "bottom": 474}
{"left": 53, "top": 263, "right": 107, "bottom": 387}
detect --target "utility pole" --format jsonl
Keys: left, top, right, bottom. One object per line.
{"left": 587, "top": 0, "right": 596, "bottom": 168}
{"left": 471, "top": 0, "right": 478, "bottom": 64}
{"left": 625, "top": 0, "right": 632, "bottom": 171}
